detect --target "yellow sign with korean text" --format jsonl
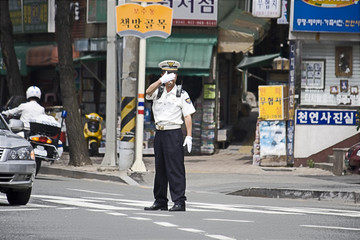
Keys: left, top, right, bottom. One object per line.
{"left": 258, "top": 85, "right": 288, "bottom": 120}
{"left": 116, "top": 3, "right": 173, "bottom": 39}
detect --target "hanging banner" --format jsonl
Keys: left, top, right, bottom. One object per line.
{"left": 115, "top": 3, "right": 173, "bottom": 39}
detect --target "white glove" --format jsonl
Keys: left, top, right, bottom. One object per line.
{"left": 159, "top": 71, "right": 175, "bottom": 84}
{"left": 183, "top": 136, "right": 192, "bottom": 153}
{"left": 1, "top": 111, "right": 8, "bottom": 116}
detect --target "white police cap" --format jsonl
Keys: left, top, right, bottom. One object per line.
{"left": 158, "top": 60, "right": 181, "bottom": 71}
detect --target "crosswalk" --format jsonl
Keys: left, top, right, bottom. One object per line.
{"left": 1, "top": 188, "right": 360, "bottom": 240}
{"left": 3, "top": 192, "right": 360, "bottom": 218}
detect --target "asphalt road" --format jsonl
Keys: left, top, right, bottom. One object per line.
{"left": 0, "top": 174, "right": 359, "bottom": 240}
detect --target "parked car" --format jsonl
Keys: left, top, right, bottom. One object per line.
{"left": 0, "top": 114, "right": 36, "bottom": 205}
{"left": 345, "top": 142, "right": 360, "bottom": 174}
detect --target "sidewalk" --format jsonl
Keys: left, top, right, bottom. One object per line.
{"left": 40, "top": 146, "right": 360, "bottom": 204}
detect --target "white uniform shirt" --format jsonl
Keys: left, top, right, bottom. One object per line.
{"left": 146, "top": 86, "right": 196, "bottom": 126}
{"left": 2, "top": 101, "right": 45, "bottom": 129}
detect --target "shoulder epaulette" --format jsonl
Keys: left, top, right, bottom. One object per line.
{"left": 156, "top": 85, "right": 165, "bottom": 99}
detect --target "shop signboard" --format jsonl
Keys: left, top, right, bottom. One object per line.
{"left": 296, "top": 109, "right": 357, "bottom": 125}
{"left": 292, "top": 0, "right": 360, "bottom": 33}
{"left": 116, "top": 3, "right": 173, "bottom": 38}
{"left": 147, "top": 0, "right": 217, "bottom": 27}
{"left": 259, "top": 85, "right": 287, "bottom": 120}
{"left": 10, "top": 0, "right": 55, "bottom": 33}
{"left": 252, "top": 0, "right": 282, "bottom": 18}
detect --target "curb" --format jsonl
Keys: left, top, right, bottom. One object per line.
{"left": 39, "top": 166, "right": 128, "bottom": 184}
{"left": 229, "top": 188, "right": 360, "bottom": 204}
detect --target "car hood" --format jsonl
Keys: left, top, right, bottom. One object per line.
{"left": 0, "top": 130, "right": 31, "bottom": 148}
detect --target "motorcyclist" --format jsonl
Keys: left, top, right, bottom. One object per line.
{"left": 2, "top": 86, "right": 45, "bottom": 133}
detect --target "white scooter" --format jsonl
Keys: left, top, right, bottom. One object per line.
{"left": 28, "top": 111, "right": 67, "bottom": 175}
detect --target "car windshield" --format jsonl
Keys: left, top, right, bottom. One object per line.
{"left": 0, "top": 116, "right": 9, "bottom": 130}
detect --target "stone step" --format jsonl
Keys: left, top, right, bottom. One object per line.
{"left": 314, "top": 162, "right": 333, "bottom": 173}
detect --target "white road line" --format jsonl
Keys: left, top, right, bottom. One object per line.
{"left": 301, "top": 225, "right": 360, "bottom": 231}
{"left": 154, "top": 222, "right": 178, "bottom": 227}
{"left": 178, "top": 228, "right": 204, "bottom": 233}
{"left": 107, "top": 212, "right": 128, "bottom": 216}
{"left": 67, "top": 188, "right": 123, "bottom": 196}
{"left": 84, "top": 197, "right": 152, "bottom": 207}
{"left": 136, "top": 212, "right": 172, "bottom": 217}
{"left": 128, "top": 217, "right": 151, "bottom": 221}
{"left": 189, "top": 202, "right": 301, "bottom": 215}
{"left": 33, "top": 195, "right": 139, "bottom": 211}
{"left": 56, "top": 207, "right": 78, "bottom": 210}
{"left": 205, "top": 234, "right": 236, "bottom": 240}
{"left": 187, "top": 208, "right": 221, "bottom": 212}
{"left": 86, "top": 209, "right": 108, "bottom": 212}
{"left": 265, "top": 206, "right": 360, "bottom": 218}
{"left": 190, "top": 201, "right": 360, "bottom": 217}
{"left": 204, "top": 218, "right": 254, "bottom": 223}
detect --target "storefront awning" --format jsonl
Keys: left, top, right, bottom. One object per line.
{"left": 218, "top": 28, "right": 254, "bottom": 54}
{"left": 236, "top": 53, "right": 280, "bottom": 70}
{"left": 26, "top": 44, "right": 80, "bottom": 66}
{"left": 74, "top": 53, "right": 106, "bottom": 63}
{"left": 218, "top": 8, "right": 270, "bottom": 54}
{"left": 146, "top": 34, "right": 217, "bottom": 76}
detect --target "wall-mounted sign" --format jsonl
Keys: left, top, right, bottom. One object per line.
{"left": 147, "top": 0, "right": 217, "bottom": 27}
{"left": 252, "top": 0, "right": 282, "bottom": 18}
{"left": 292, "top": 0, "right": 360, "bottom": 33}
{"left": 296, "top": 109, "right": 357, "bottom": 125}
{"left": 259, "top": 85, "right": 288, "bottom": 120}
{"left": 301, "top": 59, "right": 325, "bottom": 90}
{"left": 116, "top": 3, "right": 173, "bottom": 39}
{"left": 203, "top": 84, "right": 215, "bottom": 100}
{"left": 10, "top": 0, "right": 55, "bottom": 33}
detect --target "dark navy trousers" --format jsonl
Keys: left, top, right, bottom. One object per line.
{"left": 153, "top": 128, "right": 186, "bottom": 205}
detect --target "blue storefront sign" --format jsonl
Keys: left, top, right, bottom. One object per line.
{"left": 293, "top": 0, "right": 360, "bottom": 33}
{"left": 296, "top": 110, "right": 357, "bottom": 125}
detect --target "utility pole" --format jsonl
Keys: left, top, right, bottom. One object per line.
{"left": 101, "top": 0, "right": 117, "bottom": 167}
{"left": 132, "top": 1, "right": 147, "bottom": 172}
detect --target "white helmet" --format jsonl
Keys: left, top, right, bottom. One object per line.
{"left": 26, "top": 86, "right": 41, "bottom": 100}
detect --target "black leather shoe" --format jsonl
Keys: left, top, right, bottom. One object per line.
{"left": 144, "top": 202, "right": 168, "bottom": 211}
{"left": 169, "top": 203, "right": 185, "bottom": 212}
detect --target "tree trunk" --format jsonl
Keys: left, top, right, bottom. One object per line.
{"left": 55, "top": 0, "right": 91, "bottom": 166}
{"left": 0, "top": 0, "right": 24, "bottom": 97}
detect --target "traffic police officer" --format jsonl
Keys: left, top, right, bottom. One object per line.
{"left": 144, "top": 60, "right": 195, "bottom": 212}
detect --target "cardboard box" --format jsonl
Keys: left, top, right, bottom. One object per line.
{"left": 273, "top": 58, "right": 289, "bottom": 70}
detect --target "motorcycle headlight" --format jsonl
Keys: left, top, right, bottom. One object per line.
{"left": 8, "top": 147, "right": 34, "bottom": 160}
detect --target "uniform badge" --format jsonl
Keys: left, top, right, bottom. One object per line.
{"left": 185, "top": 98, "right": 191, "bottom": 104}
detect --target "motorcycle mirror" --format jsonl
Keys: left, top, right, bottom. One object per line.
{"left": 61, "top": 110, "right": 67, "bottom": 118}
